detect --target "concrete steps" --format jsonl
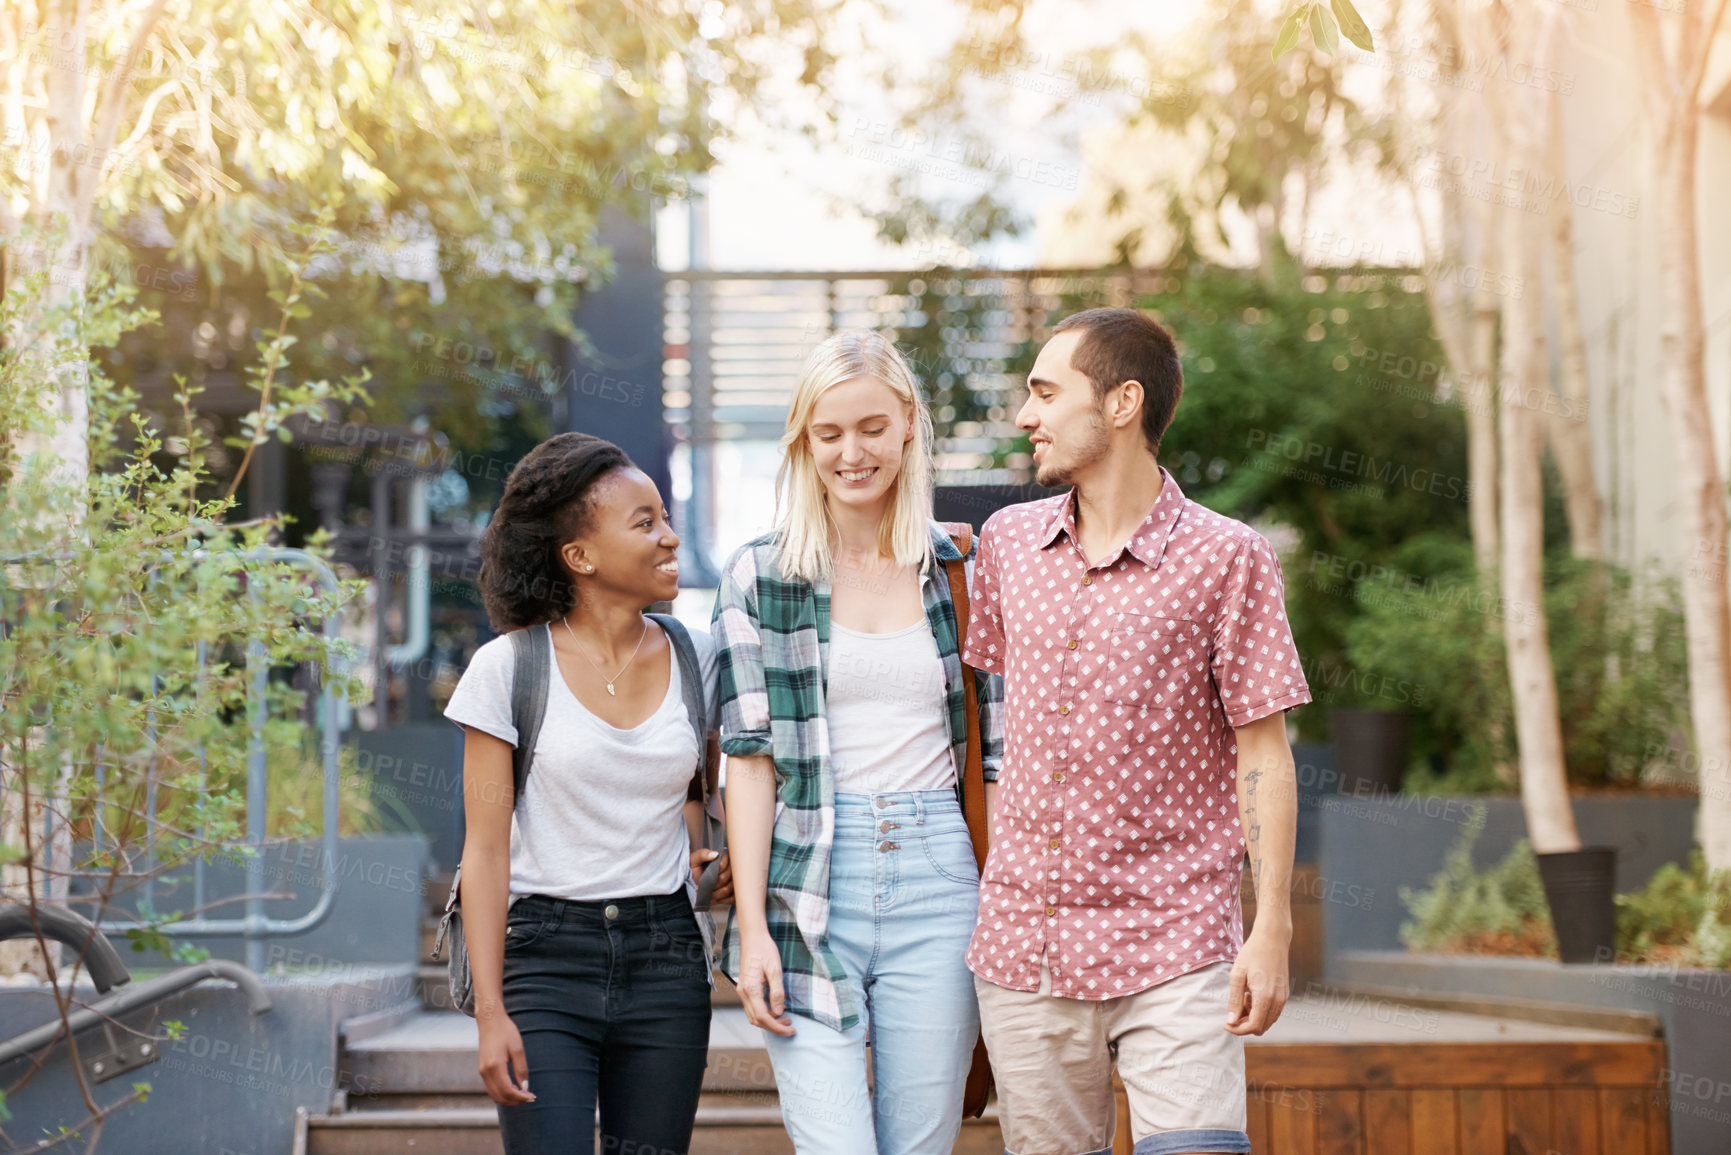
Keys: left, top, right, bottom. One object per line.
{"left": 297, "top": 1003, "right": 1002, "bottom": 1154}
{"left": 294, "top": 1107, "right": 505, "bottom": 1155}
{"left": 293, "top": 884, "right": 1000, "bottom": 1153}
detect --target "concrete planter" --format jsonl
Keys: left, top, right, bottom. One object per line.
{"left": 1327, "top": 708, "right": 1412, "bottom": 795}
{"left": 1318, "top": 794, "right": 1709, "bottom": 1154}
{"left": 1316, "top": 793, "right": 1698, "bottom": 962}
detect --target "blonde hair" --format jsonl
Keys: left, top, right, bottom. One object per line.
{"left": 773, "top": 331, "right": 935, "bottom": 584}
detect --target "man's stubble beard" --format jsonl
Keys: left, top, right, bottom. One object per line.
{"left": 1034, "top": 407, "right": 1111, "bottom": 488}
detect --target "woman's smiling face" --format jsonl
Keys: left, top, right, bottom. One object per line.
{"left": 806, "top": 376, "right": 914, "bottom": 514}
{"left": 560, "top": 467, "right": 680, "bottom": 606}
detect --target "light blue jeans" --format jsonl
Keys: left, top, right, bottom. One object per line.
{"left": 763, "top": 789, "right": 981, "bottom": 1154}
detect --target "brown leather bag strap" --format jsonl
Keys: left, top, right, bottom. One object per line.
{"left": 939, "top": 522, "right": 988, "bottom": 871}
{"left": 939, "top": 521, "right": 996, "bottom": 1120}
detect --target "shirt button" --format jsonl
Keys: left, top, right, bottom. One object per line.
{"left": 1058, "top": 704, "right": 1070, "bottom": 716}
{"left": 1081, "top": 575, "right": 1092, "bottom": 586}
{"left": 1045, "top": 905, "right": 1057, "bottom": 917}
{"left": 603, "top": 904, "right": 619, "bottom": 921}
{"left": 1051, "top": 771, "right": 1065, "bottom": 783}
{"left": 1049, "top": 839, "right": 1061, "bottom": 850}
{"left": 1067, "top": 639, "right": 1077, "bottom": 650}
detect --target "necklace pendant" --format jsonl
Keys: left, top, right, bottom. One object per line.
{"left": 606, "top": 682, "right": 616, "bottom": 696}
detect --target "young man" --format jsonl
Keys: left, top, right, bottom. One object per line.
{"left": 964, "top": 307, "right": 1310, "bottom": 1155}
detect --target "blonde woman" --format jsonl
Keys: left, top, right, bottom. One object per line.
{"left": 712, "top": 332, "right": 1003, "bottom": 1154}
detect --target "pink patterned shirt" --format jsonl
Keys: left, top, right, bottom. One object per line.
{"left": 963, "top": 469, "right": 1310, "bottom": 998}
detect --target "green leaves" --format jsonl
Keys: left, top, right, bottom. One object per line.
{"left": 0, "top": 234, "right": 365, "bottom": 1076}
{"left": 1309, "top": 3, "right": 1339, "bottom": 56}
{"left": 1331, "top": 0, "right": 1374, "bottom": 52}
{"left": 1273, "top": 1, "right": 1372, "bottom": 61}
{"left": 1273, "top": 6, "right": 1305, "bottom": 62}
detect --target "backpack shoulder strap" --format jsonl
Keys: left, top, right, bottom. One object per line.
{"left": 647, "top": 613, "right": 705, "bottom": 751}
{"left": 508, "top": 625, "right": 552, "bottom": 803}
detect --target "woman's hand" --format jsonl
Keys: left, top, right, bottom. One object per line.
{"left": 691, "top": 847, "right": 733, "bottom": 906}
{"left": 477, "top": 1011, "right": 535, "bottom": 1105}
{"left": 736, "top": 922, "right": 795, "bottom": 1036}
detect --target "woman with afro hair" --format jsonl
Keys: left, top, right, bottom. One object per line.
{"left": 442, "top": 431, "right": 730, "bottom": 1155}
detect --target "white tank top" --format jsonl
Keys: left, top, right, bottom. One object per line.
{"left": 825, "top": 619, "right": 957, "bottom": 795}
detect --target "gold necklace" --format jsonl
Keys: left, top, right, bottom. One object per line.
{"left": 560, "top": 615, "right": 648, "bottom": 696}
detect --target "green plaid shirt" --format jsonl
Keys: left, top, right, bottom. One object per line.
{"left": 712, "top": 520, "right": 1004, "bottom": 1031}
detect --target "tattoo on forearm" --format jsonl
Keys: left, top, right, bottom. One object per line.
{"left": 1244, "top": 767, "right": 1264, "bottom": 896}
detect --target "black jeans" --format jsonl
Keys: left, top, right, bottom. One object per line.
{"left": 497, "top": 888, "right": 712, "bottom": 1155}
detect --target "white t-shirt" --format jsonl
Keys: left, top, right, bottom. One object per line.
{"left": 825, "top": 618, "right": 957, "bottom": 796}
{"left": 442, "top": 621, "right": 719, "bottom": 902}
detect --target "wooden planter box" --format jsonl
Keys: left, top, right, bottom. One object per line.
{"left": 1107, "top": 989, "right": 1668, "bottom": 1155}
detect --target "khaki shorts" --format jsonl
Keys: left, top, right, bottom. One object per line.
{"left": 974, "top": 956, "right": 1248, "bottom": 1155}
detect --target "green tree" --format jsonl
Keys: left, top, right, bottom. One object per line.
{"left": 0, "top": 241, "right": 366, "bottom": 1144}
{"left": 1, "top": 0, "right": 836, "bottom": 491}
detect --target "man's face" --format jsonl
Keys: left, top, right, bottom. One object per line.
{"left": 1016, "top": 330, "right": 1111, "bottom": 488}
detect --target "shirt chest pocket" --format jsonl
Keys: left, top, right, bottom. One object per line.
{"left": 1101, "top": 614, "right": 1207, "bottom": 710}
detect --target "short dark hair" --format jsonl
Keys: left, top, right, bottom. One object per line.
{"left": 479, "top": 432, "right": 633, "bottom": 630}
{"left": 1052, "top": 307, "right": 1183, "bottom": 456}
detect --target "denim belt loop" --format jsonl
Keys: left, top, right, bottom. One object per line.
{"left": 915, "top": 791, "right": 926, "bottom": 826}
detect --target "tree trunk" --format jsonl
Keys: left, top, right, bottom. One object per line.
{"left": 1465, "top": 296, "right": 1500, "bottom": 576}
{"left": 1406, "top": 19, "right": 1500, "bottom": 580}
{"left": 1544, "top": 89, "right": 1605, "bottom": 562}
{"left": 1498, "top": 162, "right": 1580, "bottom": 855}
{"left": 1627, "top": 0, "right": 1731, "bottom": 875}
{"left": 1461, "top": 105, "right": 1503, "bottom": 582}
{"left": 1653, "top": 109, "right": 1731, "bottom": 873}
{"left": 6, "top": 5, "right": 93, "bottom": 492}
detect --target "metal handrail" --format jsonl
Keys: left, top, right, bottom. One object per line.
{"left": 0, "top": 960, "right": 272, "bottom": 1070}
{"left": 4, "top": 545, "right": 344, "bottom": 971}
{"left": 0, "top": 905, "right": 130, "bottom": 995}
